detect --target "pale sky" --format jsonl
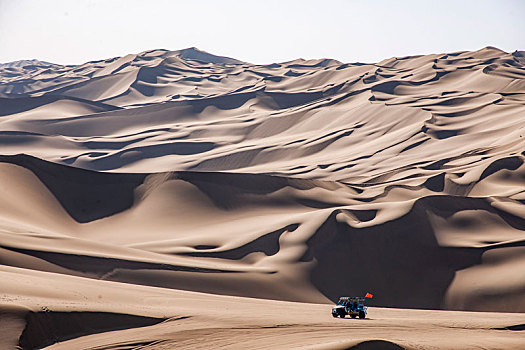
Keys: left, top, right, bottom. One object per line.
{"left": 0, "top": 0, "right": 523, "bottom": 65}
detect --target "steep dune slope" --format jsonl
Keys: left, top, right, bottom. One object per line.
{"left": 1, "top": 154, "right": 524, "bottom": 313}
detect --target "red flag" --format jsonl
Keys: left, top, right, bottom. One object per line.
{"left": 365, "top": 292, "right": 373, "bottom": 298}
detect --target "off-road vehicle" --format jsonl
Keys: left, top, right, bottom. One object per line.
{"left": 331, "top": 296, "right": 369, "bottom": 319}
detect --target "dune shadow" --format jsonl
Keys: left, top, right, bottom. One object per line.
{"left": 345, "top": 340, "right": 405, "bottom": 350}
{"left": 495, "top": 323, "right": 525, "bottom": 331}
{"left": 18, "top": 311, "right": 166, "bottom": 350}
{"left": 304, "top": 196, "right": 494, "bottom": 309}
{"left": 0, "top": 154, "right": 146, "bottom": 223}
{"left": 181, "top": 224, "right": 299, "bottom": 260}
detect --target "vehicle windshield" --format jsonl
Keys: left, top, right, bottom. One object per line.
{"left": 336, "top": 297, "right": 366, "bottom": 306}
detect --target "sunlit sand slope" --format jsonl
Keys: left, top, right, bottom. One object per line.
{"left": 2, "top": 269, "right": 525, "bottom": 349}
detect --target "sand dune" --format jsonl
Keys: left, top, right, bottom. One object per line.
{"left": 1, "top": 47, "right": 525, "bottom": 348}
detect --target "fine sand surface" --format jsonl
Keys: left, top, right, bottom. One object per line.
{"left": 2, "top": 267, "right": 525, "bottom": 349}
{"left": 0, "top": 47, "right": 524, "bottom": 349}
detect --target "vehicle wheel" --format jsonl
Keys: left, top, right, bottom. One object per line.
{"left": 359, "top": 311, "right": 366, "bottom": 319}
{"left": 340, "top": 313, "right": 345, "bottom": 318}
{"left": 332, "top": 313, "right": 337, "bottom": 318}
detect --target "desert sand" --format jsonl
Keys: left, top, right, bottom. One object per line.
{"left": 0, "top": 47, "right": 524, "bottom": 349}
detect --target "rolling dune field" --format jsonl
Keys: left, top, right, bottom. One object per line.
{"left": 1, "top": 47, "right": 524, "bottom": 349}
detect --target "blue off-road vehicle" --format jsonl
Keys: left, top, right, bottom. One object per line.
{"left": 331, "top": 296, "right": 369, "bottom": 319}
